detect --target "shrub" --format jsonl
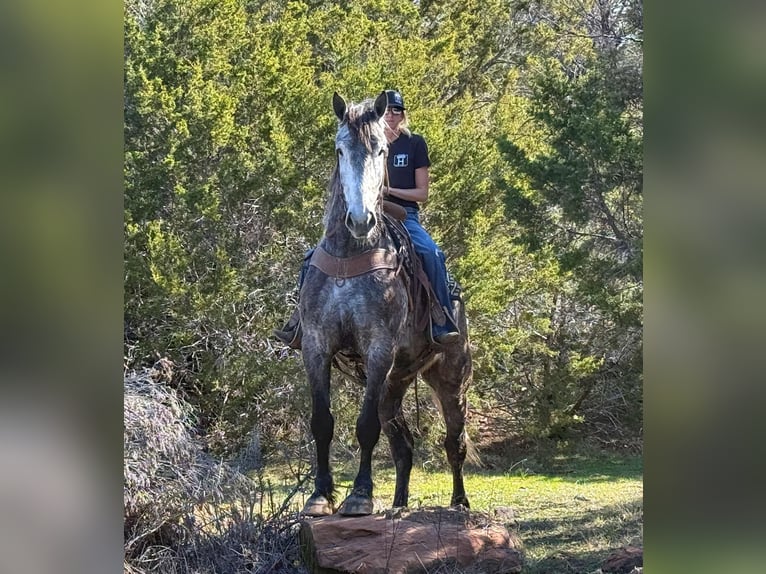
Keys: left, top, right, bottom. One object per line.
{"left": 124, "top": 368, "right": 307, "bottom": 573}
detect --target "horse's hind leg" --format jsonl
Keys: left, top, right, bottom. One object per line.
{"left": 379, "top": 376, "right": 416, "bottom": 509}
{"left": 302, "top": 353, "right": 336, "bottom": 516}
{"left": 422, "top": 356, "right": 472, "bottom": 508}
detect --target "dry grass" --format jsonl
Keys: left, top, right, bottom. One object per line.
{"left": 124, "top": 368, "right": 308, "bottom": 573}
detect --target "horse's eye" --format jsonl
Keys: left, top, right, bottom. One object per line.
{"left": 378, "top": 149, "right": 385, "bottom": 156}
{"left": 336, "top": 148, "right": 343, "bottom": 157}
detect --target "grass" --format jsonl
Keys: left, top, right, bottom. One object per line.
{"left": 263, "top": 449, "right": 643, "bottom": 573}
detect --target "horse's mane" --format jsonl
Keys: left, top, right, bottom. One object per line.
{"left": 323, "top": 170, "right": 344, "bottom": 236}
{"left": 323, "top": 98, "right": 386, "bottom": 236}
{"left": 342, "top": 98, "right": 384, "bottom": 152}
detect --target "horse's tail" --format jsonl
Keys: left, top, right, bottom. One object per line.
{"left": 464, "top": 430, "right": 482, "bottom": 467}
{"left": 430, "top": 391, "right": 482, "bottom": 468}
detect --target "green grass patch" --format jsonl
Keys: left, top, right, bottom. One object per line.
{"left": 263, "top": 450, "right": 642, "bottom": 573}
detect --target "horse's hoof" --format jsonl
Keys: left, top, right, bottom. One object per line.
{"left": 302, "top": 495, "right": 334, "bottom": 516}
{"left": 338, "top": 494, "right": 374, "bottom": 516}
{"left": 450, "top": 498, "right": 470, "bottom": 511}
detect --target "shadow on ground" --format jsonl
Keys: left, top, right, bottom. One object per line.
{"left": 514, "top": 499, "right": 643, "bottom": 573}
{"left": 475, "top": 435, "right": 643, "bottom": 484}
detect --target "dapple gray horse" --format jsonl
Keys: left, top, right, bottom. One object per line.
{"left": 300, "top": 91, "right": 474, "bottom": 516}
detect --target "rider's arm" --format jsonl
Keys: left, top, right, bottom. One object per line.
{"left": 386, "top": 166, "right": 429, "bottom": 203}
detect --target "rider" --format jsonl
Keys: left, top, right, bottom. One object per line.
{"left": 379, "top": 89, "right": 460, "bottom": 345}
{"left": 273, "top": 89, "right": 460, "bottom": 348}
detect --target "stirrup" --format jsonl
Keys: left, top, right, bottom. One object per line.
{"left": 428, "top": 311, "right": 459, "bottom": 347}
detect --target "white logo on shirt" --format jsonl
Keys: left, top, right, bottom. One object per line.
{"left": 393, "top": 154, "right": 408, "bottom": 167}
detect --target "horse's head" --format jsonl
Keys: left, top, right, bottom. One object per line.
{"left": 332, "top": 91, "right": 388, "bottom": 240}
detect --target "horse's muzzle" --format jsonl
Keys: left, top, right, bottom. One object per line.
{"left": 345, "top": 210, "right": 377, "bottom": 239}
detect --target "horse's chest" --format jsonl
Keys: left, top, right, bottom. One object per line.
{"left": 315, "top": 277, "right": 405, "bottom": 321}
{"left": 324, "top": 281, "right": 381, "bottom": 311}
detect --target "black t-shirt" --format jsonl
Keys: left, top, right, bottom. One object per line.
{"left": 386, "top": 132, "right": 430, "bottom": 210}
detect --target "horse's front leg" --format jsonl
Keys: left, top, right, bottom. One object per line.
{"left": 379, "top": 375, "right": 416, "bottom": 509}
{"left": 337, "top": 375, "right": 379, "bottom": 515}
{"left": 302, "top": 350, "right": 336, "bottom": 516}
{"left": 338, "top": 351, "right": 392, "bottom": 516}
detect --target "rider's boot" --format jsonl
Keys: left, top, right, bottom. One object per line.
{"left": 273, "top": 309, "right": 302, "bottom": 349}
{"left": 273, "top": 249, "right": 314, "bottom": 350}
{"left": 432, "top": 306, "right": 460, "bottom": 345}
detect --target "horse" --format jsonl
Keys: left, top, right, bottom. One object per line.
{"left": 299, "top": 90, "right": 474, "bottom": 516}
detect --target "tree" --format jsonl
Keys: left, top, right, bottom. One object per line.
{"left": 496, "top": 0, "right": 643, "bottom": 441}
{"left": 123, "top": 0, "right": 644, "bottom": 456}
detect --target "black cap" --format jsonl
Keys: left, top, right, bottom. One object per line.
{"left": 385, "top": 90, "right": 406, "bottom": 110}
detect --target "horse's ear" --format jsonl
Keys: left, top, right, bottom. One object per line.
{"left": 332, "top": 92, "right": 346, "bottom": 121}
{"left": 374, "top": 90, "right": 388, "bottom": 118}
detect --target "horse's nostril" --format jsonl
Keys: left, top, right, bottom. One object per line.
{"left": 345, "top": 210, "right": 376, "bottom": 238}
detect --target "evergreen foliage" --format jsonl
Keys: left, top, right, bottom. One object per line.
{"left": 124, "top": 0, "right": 643, "bottom": 459}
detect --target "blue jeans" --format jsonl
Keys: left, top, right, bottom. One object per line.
{"left": 402, "top": 207, "right": 458, "bottom": 335}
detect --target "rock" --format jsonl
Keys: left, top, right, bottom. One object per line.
{"left": 601, "top": 546, "right": 643, "bottom": 573}
{"left": 300, "top": 506, "right": 523, "bottom": 574}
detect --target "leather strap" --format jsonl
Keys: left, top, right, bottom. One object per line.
{"left": 310, "top": 245, "right": 398, "bottom": 278}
